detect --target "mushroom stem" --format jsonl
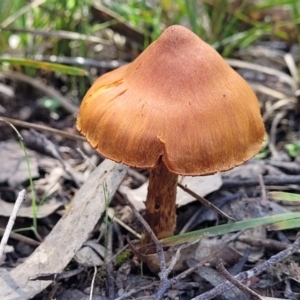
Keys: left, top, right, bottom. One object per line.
{"left": 144, "top": 158, "right": 178, "bottom": 245}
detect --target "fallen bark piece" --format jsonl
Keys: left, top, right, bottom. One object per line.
{"left": 0, "top": 159, "right": 128, "bottom": 300}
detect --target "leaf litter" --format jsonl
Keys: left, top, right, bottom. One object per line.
{"left": 1, "top": 6, "right": 300, "bottom": 300}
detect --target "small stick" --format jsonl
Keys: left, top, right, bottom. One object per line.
{"left": 154, "top": 230, "right": 245, "bottom": 300}
{"left": 180, "top": 192, "right": 244, "bottom": 234}
{"left": 107, "top": 209, "right": 141, "bottom": 239}
{"left": 28, "top": 130, "right": 81, "bottom": 187}
{"left": 222, "top": 174, "right": 300, "bottom": 188}
{"left": 127, "top": 168, "right": 148, "bottom": 184}
{"left": 216, "top": 263, "right": 262, "bottom": 300}
{"left": 178, "top": 183, "right": 236, "bottom": 221}
{"left": 0, "top": 228, "right": 40, "bottom": 247}
{"left": 125, "top": 198, "right": 168, "bottom": 283}
{"left": 89, "top": 265, "right": 97, "bottom": 300}
{"left": 192, "top": 233, "right": 300, "bottom": 300}
{"left": 0, "top": 71, "right": 78, "bottom": 113}
{"left": 237, "top": 236, "right": 294, "bottom": 252}
{"left": 114, "top": 282, "right": 159, "bottom": 300}
{"left": 29, "top": 266, "right": 84, "bottom": 281}
{"left": 167, "top": 243, "right": 187, "bottom": 274}
{"left": 258, "top": 174, "right": 268, "bottom": 206}
{"left": 0, "top": 117, "right": 85, "bottom": 142}
{"left": 0, "top": 189, "right": 26, "bottom": 258}
{"left": 126, "top": 236, "right": 143, "bottom": 260}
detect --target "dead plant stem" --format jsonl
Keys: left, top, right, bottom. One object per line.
{"left": 0, "top": 189, "right": 26, "bottom": 258}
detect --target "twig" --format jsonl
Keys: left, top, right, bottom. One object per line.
{"left": 154, "top": 230, "right": 245, "bottom": 300}
{"left": 3, "top": 27, "right": 111, "bottom": 45}
{"left": 226, "top": 59, "right": 297, "bottom": 92}
{"left": 180, "top": 192, "right": 244, "bottom": 234}
{"left": 125, "top": 198, "right": 168, "bottom": 283}
{"left": 26, "top": 129, "right": 81, "bottom": 187}
{"left": 108, "top": 209, "right": 141, "bottom": 239}
{"left": 126, "top": 236, "right": 143, "bottom": 260}
{"left": 237, "top": 236, "right": 293, "bottom": 252}
{"left": 31, "top": 55, "right": 126, "bottom": 70}
{"left": 216, "top": 263, "right": 262, "bottom": 300}
{"left": 192, "top": 233, "right": 300, "bottom": 300}
{"left": 0, "top": 71, "right": 78, "bottom": 114}
{"left": 0, "top": 189, "right": 26, "bottom": 258}
{"left": 91, "top": 2, "right": 144, "bottom": 45}
{"left": 127, "top": 168, "right": 148, "bottom": 185}
{"left": 167, "top": 243, "right": 187, "bottom": 273}
{"left": 222, "top": 174, "right": 300, "bottom": 188}
{"left": 0, "top": 117, "right": 85, "bottom": 141}
{"left": 267, "top": 160, "right": 300, "bottom": 174}
{"left": 251, "top": 83, "right": 288, "bottom": 100}
{"left": 89, "top": 265, "right": 97, "bottom": 300}
{"left": 29, "top": 266, "right": 84, "bottom": 281}
{"left": 178, "top": 183, "right": 235, "bottom": 221}
{"left": 0, "top": 228, "right": 40, "bottom": 247}
{"left": 114, "top": 282, "right": 159, "bottom": 300}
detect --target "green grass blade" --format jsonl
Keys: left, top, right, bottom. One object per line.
{"left": 0, "top": 57, "right": 87, "bottom": 76}
{"left": 160, "top": 212, "right": 300, "bottom": 247}
{"left": 247, "top": 0, "right": 299, "bottom": 13}
{"left": 269, "top": 218, "right": 300, "bottom": 231}
{"left": 184, "top": 0, "right": 198, "bottom": 34}
{"left": 268, "top": 192, "right": 300, "bottom": 203}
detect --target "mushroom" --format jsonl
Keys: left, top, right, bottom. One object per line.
{"left": 77, "top": 25, "right": 265, "bottom": 245}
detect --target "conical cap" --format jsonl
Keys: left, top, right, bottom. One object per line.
{"left": 77, "top": 25, "right": 265, "bottom": 175}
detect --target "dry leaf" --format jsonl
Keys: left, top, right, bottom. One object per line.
{"left": 140, "top": 242, "right": 199, "bottom": 273}
{"left": 0, "top": 198, "right": 63, "bottom": 218}
{"left": 187, "top": 261, "right": 249, "bottom": 300}
{"left": 120, "top": 174, "right": 222, "bottom": 210}
{"left": 74, "top": 240, "right": 105, "bottom": 267}
{"left": 223, "top": 197, "right": 288, "bottom": 262}
{"left": 0, "top": 140, "right": 39, "bottom": 187}
{"left": 234, "top": 226, "right": 266, "bottom": 262}
{"left": 195, "top": 237, "right": 241, "bottom": 266}
{"left": 34, "top": 167, "right": 64, "bottom": 197}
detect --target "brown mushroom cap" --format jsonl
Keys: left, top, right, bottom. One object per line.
{"left": 77, "top": 25, "right": 265, "bottom": 175}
